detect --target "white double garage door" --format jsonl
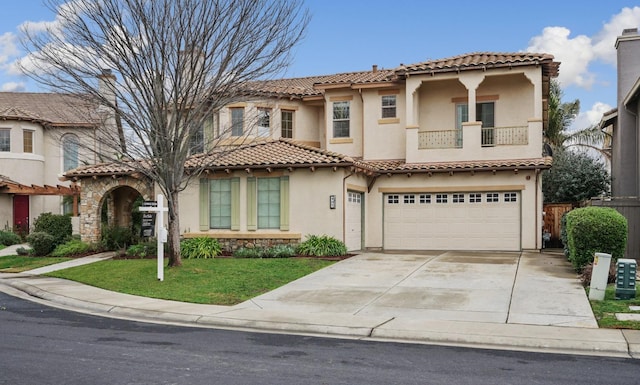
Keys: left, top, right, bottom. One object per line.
{"left": 383, "top": 191, "right": 521, "bottom": 251}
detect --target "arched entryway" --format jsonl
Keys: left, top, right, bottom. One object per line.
{"left": 78, "top": 176, "right": 154, "bottom": 243}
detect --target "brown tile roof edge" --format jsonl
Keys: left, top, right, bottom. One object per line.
{"left": 360, "top": 157, "right": 553, "bottom": 173}
{"left": 240, "top": 51, "right": 559, "bottom": 97}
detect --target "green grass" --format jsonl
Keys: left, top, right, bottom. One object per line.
{"left": 589, "top": 284, "right": 640, "bottom": 329}
{"left": 0, "top": 255, "right": 71, "bottom": 273}
{"left": 46, "top": 257, "right": 334, "bottom": 305}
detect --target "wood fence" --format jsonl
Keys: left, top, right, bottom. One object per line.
{"left": 542, "top": 203, "right": 575, "bottom": 248}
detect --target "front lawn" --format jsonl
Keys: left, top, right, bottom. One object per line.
{"left": 46, "top": 257, "right": 333, "bottom": 305}
{"left": 0, "top": 255, "right": 72, "bottom": 273}
{"left": 590, "top": 284, "right": 640, "bottom": 330}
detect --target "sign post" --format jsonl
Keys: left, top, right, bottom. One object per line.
{"left": 139, "top": 194, "right": 169, "bottom": 281}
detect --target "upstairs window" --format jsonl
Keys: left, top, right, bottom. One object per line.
{"left": 257, "top": 108, "right": 271, "bottom": 137}
{"left": 23, "top": 130, "right": 34, "bottom": 153}
{"left": 230, "top": 108, "right": 244, "bottom": 136}
{"left": 333, "top": 101, "right": 350, "bottom": 138}
{"left": 189, "top": 123, "right": 204, "bottom": 154}
{"left": 381, "top": 95, "right": 396, "bottom": 118}
{"left": 62, "top": 134, "right": 79, "bottom": 171}
{"left": 281, "top": 110, "right": 294, "bottom": 138}
{"left": 0, "top": 128, "right": 10, "bottom": 151}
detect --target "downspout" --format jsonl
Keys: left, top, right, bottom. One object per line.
{"left": 536, "top": 168, "right": 541, "bottom": 251}
{"left": 359, "top": 88, "right": 365, "bottom": 157}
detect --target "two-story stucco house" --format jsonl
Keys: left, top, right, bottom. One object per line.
{"left": 0, "top": 92, "right": 105, "bottom": 234}
{"left": 65, "top": 51, "right": 559, "bottom": 252}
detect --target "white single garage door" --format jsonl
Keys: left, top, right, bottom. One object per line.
{"left": 384, "top": 191, "right": 521, "bottom": 251}
{"left": 345, "top": 191, "right": 363, "bottom": 251}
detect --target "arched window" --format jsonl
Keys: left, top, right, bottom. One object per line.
{"left": 62, "top": 134, "right": 79, "bottom": 171}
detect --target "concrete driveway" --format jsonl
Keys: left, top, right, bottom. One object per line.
{"left": 241, "top": 251, "right": 597, "bottom": 328}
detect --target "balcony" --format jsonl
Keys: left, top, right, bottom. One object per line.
{"left": 418, "top": 125, "right": 528, "bottom": 149}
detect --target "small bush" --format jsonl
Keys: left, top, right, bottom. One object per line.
{"left": 263, "top": 244, "right": 296, "bottom": 258}
{"left": 296, "top": 235, "right": 347, "bottom": 257}
{"left": 16, "top": 247, "right": 30, "bottom": 256}
{"left": 26, "top": 231, "right": 55, "bottom": 256}
{"left": 33, "top": 213, "right": 72, "bottom": 247}
{"left": 126, "top": 241, "right": 158, "bottom": 258}
{"left": 101, "top": 225, "right": 134, "bottom": 251}
{"left": 51, "top": 239, "right": 95, "bottom": 257}
{"left": 565, "top": 207, "right": 627, "bottom": 272}
{"left": 579, "top": 262, "right": 617, "bottom": 287}
{"left": 180, "top": 237, "right": 221, "bottom": 259}
{"left": 0, "top": 230, "right": 22, "bottom": 246}
{"left": 233, "top": 246, "right": 264, "bottom": 258}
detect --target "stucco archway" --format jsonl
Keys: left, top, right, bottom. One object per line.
{"left": 78, "top": 176, "right": 154, "bottom": 243}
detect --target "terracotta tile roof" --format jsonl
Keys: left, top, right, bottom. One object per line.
{"left": 0, "top": 92, "right": 100, "bottom": 127}
{"left": 64, "top": 159, "right": 146, "bottom": 178}
{"left": 185, "top": 139, "right": 361, "bottom": 170}
{"left": 360, "top": 157, "right": 553, "bottom": 173}
{"left": 240, "top": 52, "right": 559, "bottom": 98}
{"left": 397, "top": 52, "right": 560, "bottom": 77}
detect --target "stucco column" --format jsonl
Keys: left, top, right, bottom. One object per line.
{"left": 459, "top": 73, "right": 484, "bottom": 122}
{"left": 405, "top": 77, "right": 421, "bottom": 128}
{"left": 523, "top": 70, "right": 542, "bottom": 119}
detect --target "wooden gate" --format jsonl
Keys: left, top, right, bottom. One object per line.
{"left": 543, "top": 203, "right": 574, "bottom": 248}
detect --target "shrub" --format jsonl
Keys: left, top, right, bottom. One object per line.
{"left": 126, "top": 241, "right": 158, "bottom": 258}
{"left": 33, "top": 213, "right": 72, "bottom": 247}
{"left": 180, "top": 237, "right": 221, "bottom": 259}
{"left": 101, "top": 225, "right": 134, "bottom": 250}
{"left": 16, "top": 247, "right": 30, "bottom": 256}
{"left": 51, "top": 239, "right": 95, "bottom": 257}
{"left": 233, "top": 246, "right": 264, "bottom": 258}
{"left": 579, "top": 262, "right": 617, "bottom": 287}
{"left": 26, "top": 231, "right": 55, "bottom": 256}
{"left": 564, "top": 207, "right": 627, "bottom": 272}
{"left": 263, "top": 244, "right": 296, "bottom": 258}
{"left": 0, "top": 230, "right": 22, "bottom": 246}
{"left": 296, "top": 235, "right": 347, "bottom": 257}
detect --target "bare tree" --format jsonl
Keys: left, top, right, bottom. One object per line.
{"left": 20, "top": 0, "right": 309, "bottom": 266}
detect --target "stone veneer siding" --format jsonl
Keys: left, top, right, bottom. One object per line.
{"left": 182, "top": 232, "right": 302, "bottom": 253}
{"left": 79, "top": 176, "right": 154, "bottom": 243}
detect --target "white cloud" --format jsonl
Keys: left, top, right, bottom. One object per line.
{"left": 593, "top": 6, "right": 640, "bottom": 65}
{"left": 569, "top": 101, "right": 613, "bottom": 131}
{"left": 527, "top": 26, "right": 595, "bottom": 88}
{"left": 0, "top": 32, "right": 19, "bottom": 66}
{"left": 1, "top": 81, "right": 25, "bottom": 92}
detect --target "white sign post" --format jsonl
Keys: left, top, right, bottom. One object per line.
{"left": 139, "top": 194, "right": 169, "bottom": 281}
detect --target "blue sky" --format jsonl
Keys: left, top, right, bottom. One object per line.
{"left": 1, "top": 1, "right": 639, "bottom": 131}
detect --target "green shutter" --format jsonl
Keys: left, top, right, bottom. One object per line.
{"left": 280, "top": 176, "right": 289, "bottom": 231}
{"left": 247, "top": 177, "right": 257, "bottom": 231}
{"left": 199, "top": 178, "right": 209, "bottom": 231}
{"left": 230, "top": 177, "right": 240, "bottom": 230}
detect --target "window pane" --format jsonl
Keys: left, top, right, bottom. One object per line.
{"left": 381, "top": 95, "right": 396, "bottom": 118}
{"left": 333, "top": 101, "right": 350, "bottom": 138}
{"left": 231, "top": 108, "right": 244, "bottom": 136}
{"left": 63, "top": 135, "right": 79, "bottom": 171}
{"left": 257, "top": 108, "right": 270, "bottom": 137}
{"left": 23, "top": 130, "right": 33, "bottom": 153}
{"left": 0, "top": 129, "right": 10, "bottom": 152}
{"left": 258, "top": 177, "right": 280, "bottom": 229}
{"left": 189, "top": 123, "right": 204, "bottom": 154}
{"left": 210, "top": 179, "right": 232, "bottom": 229}
{"left": 477, "top": 102, "right": 495, "bottom": 128}
{"left": 281, "top": 110, "right": 293, "bottom": 138}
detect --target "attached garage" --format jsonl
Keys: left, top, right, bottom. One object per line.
{"left": 383, "top": 191, "right": 521, "bottom": 251}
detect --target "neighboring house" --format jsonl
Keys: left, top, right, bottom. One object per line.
{"left": 595, "top": 28, "right": 640, "bottom": 258}
{"left": 0, "top": 91, "right": 106, "bottom": 234}
{"left": 65, "top": 51, "right": 558, "bottom": 252}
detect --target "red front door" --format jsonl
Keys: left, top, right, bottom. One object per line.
{"left": 13, "top": 195, "right": 29, "bottom": 236}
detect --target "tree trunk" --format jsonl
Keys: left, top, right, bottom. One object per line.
{"left": 167, "top": 191, "right": 182, "bottom": 267}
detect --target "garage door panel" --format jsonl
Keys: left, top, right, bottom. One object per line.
{"left": 384, "top": 191, "right": 520, "bottom": 251}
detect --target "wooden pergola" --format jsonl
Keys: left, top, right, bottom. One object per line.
{"left": 0, "top": 179, "right": 80, "bottom": 215}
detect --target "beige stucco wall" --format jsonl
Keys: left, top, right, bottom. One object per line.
{"left": 179, "top": 168, "right": 348, "bottom": 242}
{"left": 216, "top": 99, "right": 323, "bottom": 146}
{"left": 361, "top": 87, "right": 406, "bottom": 160}
{"left": 363, "top": 169, "right": 541, "bottom": 251}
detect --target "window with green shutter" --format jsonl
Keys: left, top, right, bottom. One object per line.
{"left": 209, "top": 179, "right": 232, "bottom": 229}
{"left": 257, "top": 177, "right": 280, "bottom": 229}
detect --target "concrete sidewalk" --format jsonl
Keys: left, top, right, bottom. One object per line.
{"left": 1, "top": 250, "right": 639, "bottom": 359}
